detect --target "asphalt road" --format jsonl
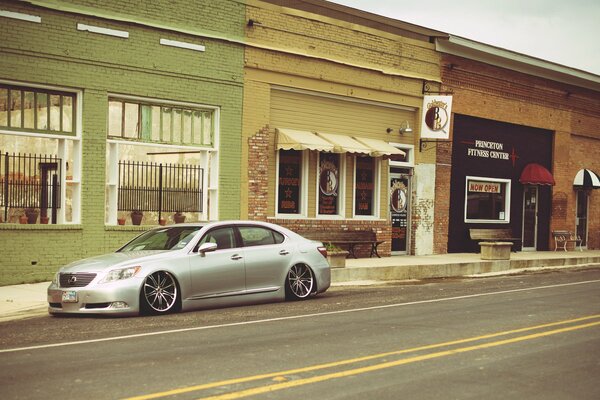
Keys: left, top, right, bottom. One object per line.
{"left": 1, "top": 268, "right": 599, "bottom": 399}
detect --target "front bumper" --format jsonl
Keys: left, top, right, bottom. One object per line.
{"left": 47, "top": 278, "right": 143, "bottom": 316}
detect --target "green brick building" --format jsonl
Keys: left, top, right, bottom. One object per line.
{"left": 0, "top": 0, "right": 245, "bottom": 285}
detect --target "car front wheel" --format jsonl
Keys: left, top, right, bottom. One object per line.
{"left": 141, "top": 271, "right": 180, "bottom": 314}
{"left": 285, "top": 264, "right": 314, "bottom": 300}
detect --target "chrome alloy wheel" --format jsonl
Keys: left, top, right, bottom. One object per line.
{"left": 143, "top": 271, "right": 178, "bottom": 313}
{"left": 286, "top": 264, "right": 314, "bottom": 300}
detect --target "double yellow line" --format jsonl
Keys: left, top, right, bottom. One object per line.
{"left": 127, "top": 314, "right": 600, "bottom": 400}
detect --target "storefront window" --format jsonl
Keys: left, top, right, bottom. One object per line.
{"left": 318, "top": 152, "right": 341, "bottom": 216}
{"left": 277, "top": 149, "right": 303, "bottom": 215}
{"left": 464, "top": 177, "right": 511, "bottom": 222}
{"left": 354, "top": 156, "right": 376, "bottom": 216}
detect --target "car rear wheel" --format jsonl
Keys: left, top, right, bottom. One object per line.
{"left": 141, "top": 271, "right": 180, "bottom": 314}
{"left": 285, "top": 264, "right": 314, "bottom": 300}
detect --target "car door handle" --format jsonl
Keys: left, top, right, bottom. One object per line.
{"left": 279, "top": 250, "right": 290, "bottom": 256}
{"left": 231, "top": 254, "right": 243, "bottom": 261}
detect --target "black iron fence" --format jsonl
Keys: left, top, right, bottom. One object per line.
{"left": 1, "top": 151, "right": 62, "bottom": 223}
{"left": 118, "top": 160, "right": 203, "bottom": 217}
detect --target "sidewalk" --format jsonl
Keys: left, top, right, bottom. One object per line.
{"left": 1, "top": 250, "right": 599, "bottom": 322}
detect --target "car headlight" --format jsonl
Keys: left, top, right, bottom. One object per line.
{"left": 100, "top": 266, "right": 141, "bottom": 283}
{"left": 51, "top": 272, "right": 60, "bottom": 285}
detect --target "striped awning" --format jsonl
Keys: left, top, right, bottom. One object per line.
{"left": 316, "top": 132, "right": 372, "bottom": 154}
{"left": 276, "top": 128, "right": 334, "bottom": 152}
{"left": 573, "top": 168, "right": 600, "bottom": 189}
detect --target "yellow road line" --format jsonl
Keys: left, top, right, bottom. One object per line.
{"left": 125, "top": 314, "right": 600, "bottom": 400}
{"left": 198, "top": 320, "right": 600, "bottom": 400}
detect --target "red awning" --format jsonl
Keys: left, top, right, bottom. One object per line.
{"left": 519, "top": 163, "right": 555, "bottom": 186}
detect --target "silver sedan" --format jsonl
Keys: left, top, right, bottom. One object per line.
{"left": 47, "top": 221, "right": 331, "bottom": 316}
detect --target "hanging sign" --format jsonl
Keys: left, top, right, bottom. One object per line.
{"left": 421, "top": 95, "right": 452, "bottom": 140}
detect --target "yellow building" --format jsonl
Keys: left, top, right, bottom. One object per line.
{"left": 242, "top": 0, "right": 445, "bottom": 256}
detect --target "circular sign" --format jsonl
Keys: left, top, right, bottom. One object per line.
{"left": 425, "top": 106, "right": 449, "bottom": 132}
{"left": 319, "top": 169, "right": 338, "bottom": 195}
{"left": 390, "top": 188, "right": 407, "bottom": 213}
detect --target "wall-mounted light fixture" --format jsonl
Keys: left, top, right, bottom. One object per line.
{"left": 399, "top": 121, "right": 413, "bottom": 134}
{"left": 247, "top": 19, "right": 262, "bottom": 27}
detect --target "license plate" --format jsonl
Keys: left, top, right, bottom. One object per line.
{"left": 62, "top": 290, "right": 78, "bottom": 303}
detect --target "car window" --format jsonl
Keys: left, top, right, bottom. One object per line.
{"left": 119, "top": 227, "right": 201, "bottom": 251}
{"left": 239, "top": 226, "right": 284, "bottom": 247}
{"left": 197, "top": 227, "right": 237, "bottom": 250}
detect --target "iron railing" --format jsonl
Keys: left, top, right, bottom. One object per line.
{"left": 118, "top": 160, "right": 203, "bottom": 218}
{"left": 1, "top": 151, "right": 62, "bottom": 223}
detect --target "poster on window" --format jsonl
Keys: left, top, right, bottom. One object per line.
{"left": 390, "top": 177, "right": 409, "bottom": 252}
{"left": 277, "top": 150, "right": 301, "bottom": 214}
{"left": 355, "top": 157, "right": 374, "bottom": 216}
{"left": 318, "top": 153, "right": 339, "bottom": 215}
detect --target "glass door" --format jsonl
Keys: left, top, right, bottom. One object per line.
{"left": 522, "top": 185, "right": 538, "bottom": 250}
{"left": 390, "top": 169, "right": 411, "bottom": 255}
{"left": 576, "top": 190, "right": 588, "bottom": 247}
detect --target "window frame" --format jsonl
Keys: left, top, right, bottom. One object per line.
{"left": 464, "top": 176, "right": 511, "bottom": 224}
{"left": 275, "top": 149, "right": 308, "bottom": 218}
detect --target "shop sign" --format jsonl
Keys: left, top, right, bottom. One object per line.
{"left": 277, "top": 150, "right": 301, "bottom": 214}
{"left": 468, "top": 180, "right": 501, "bottom": 193}
{"left": 421, "top": 95, "right": 452, "bottom": 140}
{"left": 355, "top": 157, "right": 374, "bottom": 215}
{"left": 318, "top": 153, "right": 340, "bottom": 215}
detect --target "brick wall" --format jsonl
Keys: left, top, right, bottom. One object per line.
{"left": 437, "top": 55, "right": 600, "bottom": 251}
{"left": 0, "top": 0, "right": 244, "bottom": 285}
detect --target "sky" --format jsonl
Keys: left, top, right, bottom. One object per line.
{"left": 330, "top": 0, "right": 600, "bottom": 76}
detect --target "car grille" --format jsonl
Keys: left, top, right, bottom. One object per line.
{"left": 59, "top": 273, "right": 97, "bottom": 288}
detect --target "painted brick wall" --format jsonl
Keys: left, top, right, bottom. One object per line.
{"left": 0, "top": 0, "right": 244, "bottom": 285}
{"left": 435, "top": 55, "right": 600, "bottom": 252}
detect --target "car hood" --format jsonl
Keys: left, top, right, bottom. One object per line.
{"left": 60, "top": 251, "right": 173, "bottom": 273}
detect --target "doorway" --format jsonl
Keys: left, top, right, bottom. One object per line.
{"left": 576, "top": 190, "right": 588, "bottom": 247}
{"left": 390, "top": 168, "right": 411, "bottom": 255}
{"left": 522, "top": 185, "right": 538, "bottom": 250}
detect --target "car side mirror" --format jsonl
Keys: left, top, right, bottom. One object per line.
{"left": 198, "top": 242, "right": 217, "bottom": 256}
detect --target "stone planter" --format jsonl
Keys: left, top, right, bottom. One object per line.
{"left": 130, "top": 211, "right": 143, "bottom": 226}
{"left": 173, "top": 212, "right": 186, "bottom": 224}
{"left": 479, "top": 241, "right": 512, "bottom": 260}
{"left": 327, "top": 250, "right": 349, "bottom": 268}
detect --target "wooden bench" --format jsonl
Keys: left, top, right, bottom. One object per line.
{"left": 552, "top": 230, "right": 583, "bottom": 251}
{"left": 301, "top": 230, "right": 384, "bottom": 258}
{"left": 469, "top": 228, "right": 522, "bottom": 251}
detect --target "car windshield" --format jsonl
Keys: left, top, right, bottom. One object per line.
{"left": 118, "top": 226, "right": 203, "bottom": 252}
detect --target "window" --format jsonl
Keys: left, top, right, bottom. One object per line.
{"left": 354, "top": 156, "right": 376, "bottom": 217}
{"left": 239, "top": 226, "right": 285, "bottom": 247}
{"left": 198, "top": 227, "right": 236, "bottom": 250}
{"left": 318, "top": 152, "right": 342, "bottom": 216}
{"left": 464, "top": 177, "right": 511, "bottom": 223}
{"left": 0, "top": 82, "right": 80, "bottom": 224}
{"left": 108, "top": 98, "right": 213, "bottom": 146}
{"left": 277, "top": 149, "right": 304, "bottom": 215}
{"left": 106, "top": 95, "right": 219, "bottom": 225}
{"left": 0, "top": 84, "right": 75, "bottom": 135}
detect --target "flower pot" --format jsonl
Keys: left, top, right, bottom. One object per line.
{"left": 173, "top": 212, "right": 186, "bottom": 224}
{"left": 19, "top": 215, "right": 28, "bottom": 224}
{"left": 40, "top": 216, "right": 50, "bottom": 224}
{"left": 25, "top": 209, "right": 38, "bottom": 224}
{"left": 130, "top": 211, "right": 143, "bottom": 226}
{"left": 159, "top": 218, "right": 166, "bottom": 226}
{"left": 327, "top": 250, "right": 349, "bottom": 268}
{"left": 117, "top": 218, "right": 126, "bottom": 226}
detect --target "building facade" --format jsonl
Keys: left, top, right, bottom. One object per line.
{"left": 242, "top": 0, "right": 446, "bottom": 257}
{"left": 434, "top": 37, "right": 600, "bottom": 253}
{"left": 0, "top": 0, "right": 245, "bottom": 285}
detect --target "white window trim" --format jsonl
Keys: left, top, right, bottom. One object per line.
{"left": 275, "top": 149, "right": 308, "bottom": 219}
{"left": 0, "top": 10, "right": 41, "bottom": 23}
{"left": 316, "top": 152, "right": 345, "bottom": 219}
{"left": 388, "top": 143, "right": 415, "bottom": 168}
{"left": 160, "top": 38, "right": 205, "bottom": 52}
{"left": 464, "top": 176, "right": 511, "bottom": 224}
{"left": 352, "top": 155, "right": 381, "bottom": 220}
{"left": 0, "top": 82, "right": 82, "bottom": 224}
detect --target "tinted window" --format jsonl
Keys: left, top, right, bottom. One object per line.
{"left": 119, "top": 227, "right": 201, "bottom": 251}
{"left": 239, "top": 226, "right": 284, "bottom": 247}
{"left": 198, "top": 227, "right": 237, "bottom": 250}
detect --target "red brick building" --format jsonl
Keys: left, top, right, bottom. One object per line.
{"left": 434, "top": 36, "right": 600, "bottom": 252}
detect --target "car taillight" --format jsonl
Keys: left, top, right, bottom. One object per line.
{"left": 317, "top": 246, "right": 327, "bottom": 258}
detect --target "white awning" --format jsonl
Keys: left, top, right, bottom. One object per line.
{"left": 353, "top": 137, "right": 406, "bottom": 157}
{"left": 276, "top": 128, "right": 334, "bottom": 152}
{"left": 316, "top": 132, "right": 372, "bottom": 154}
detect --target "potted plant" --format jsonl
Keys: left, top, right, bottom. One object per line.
{"left": 25, "top": 208, "right": 39, "bottom": 224}
{"left": 173, "top": 211, "right": 186, "bottom": 224}
{"left": 19, "top": 213, "right": 28, "bottom": 224}
{"left": 159, "top": 217, "right": 167, "bottom": 226}
{"left": 325, "top": 242, "right": 348, "bottom": 268}
{"left": 130, "top": 210, "right": 143, "bottom": 226}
